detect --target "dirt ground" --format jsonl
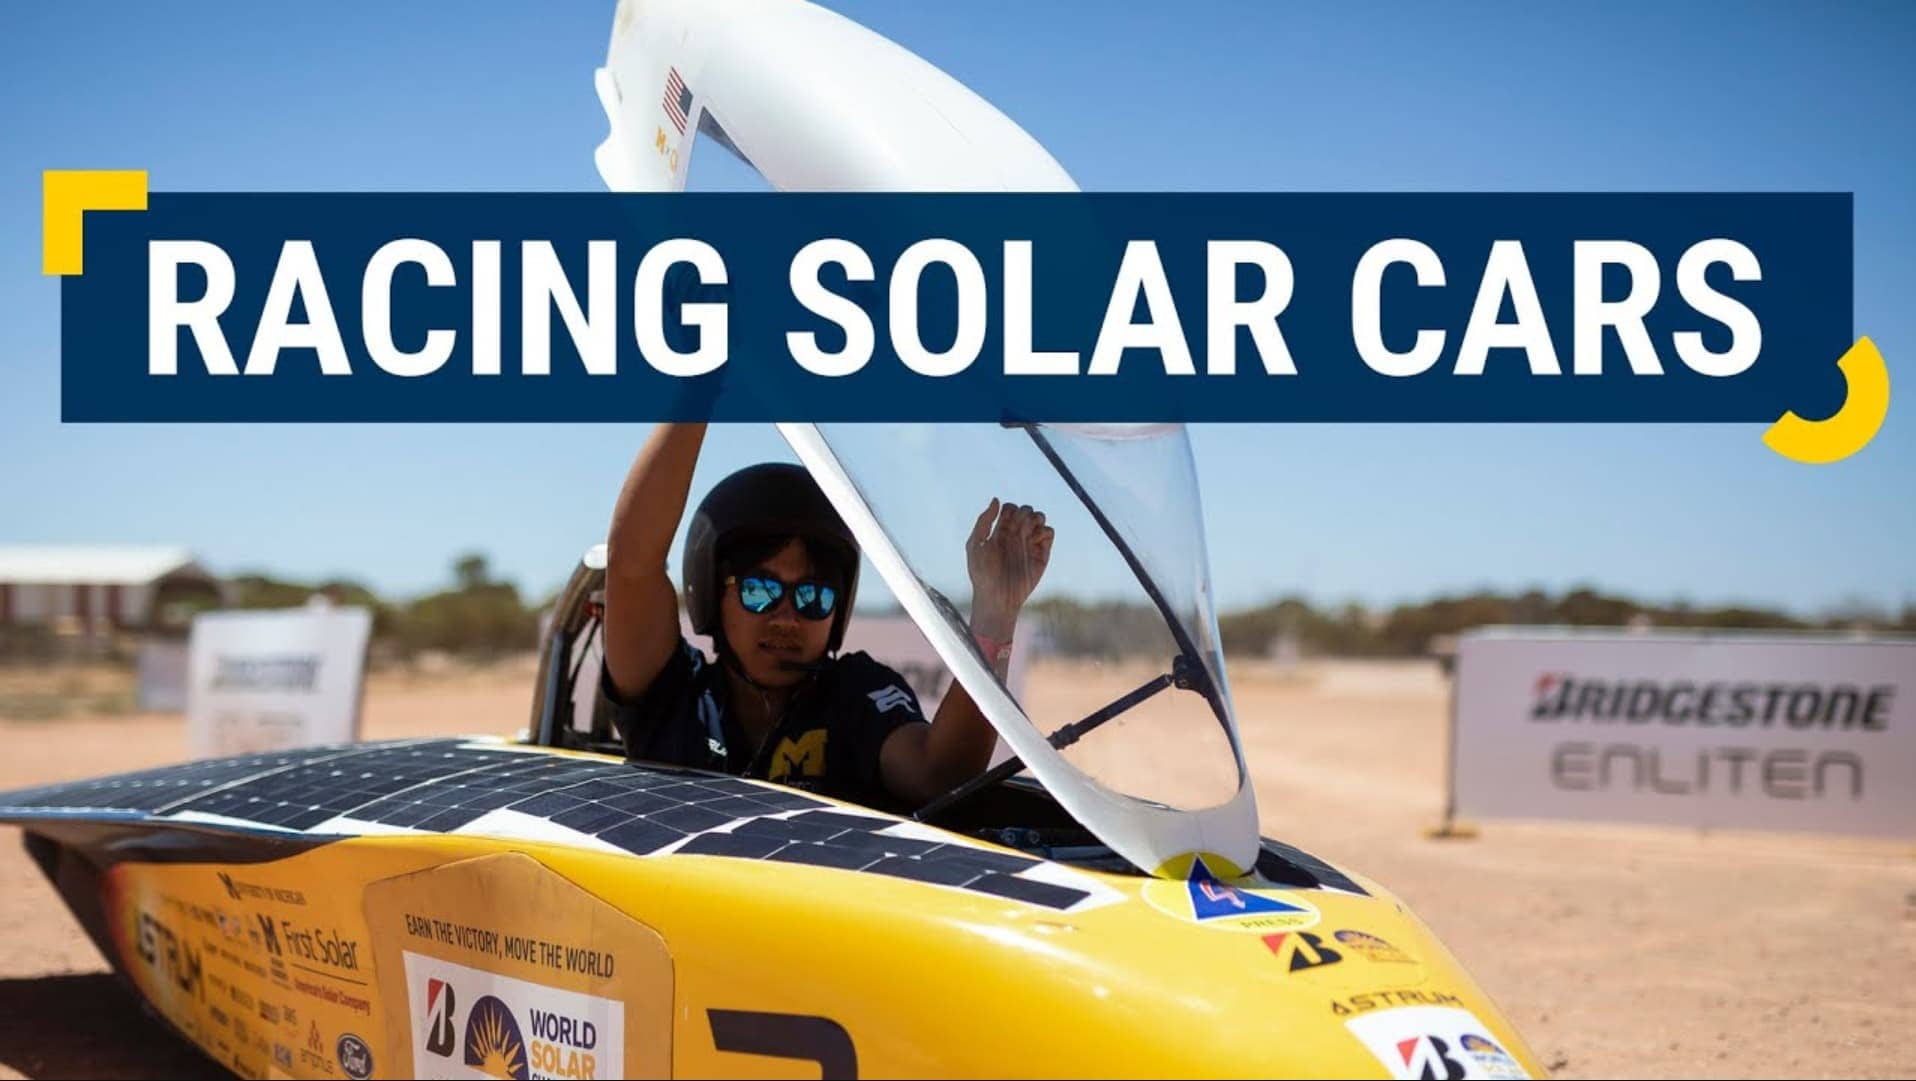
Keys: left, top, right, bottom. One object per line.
{"left": 0, "top": 657, "right": 1911, "bottom": 1079}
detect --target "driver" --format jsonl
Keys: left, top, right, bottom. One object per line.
{"left": 601, "top": 422, "right": 1054, "bottom": 810}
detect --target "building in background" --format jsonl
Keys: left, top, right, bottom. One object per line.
{"left": 0, "top": 546, "right": 224, "bottom": 647}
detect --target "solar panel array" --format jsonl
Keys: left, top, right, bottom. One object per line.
{"left": 1256, "top": 839, "right": 1367, "bottom": 897}
{"left": 677, "top": 808, "right": 1091, "bottom": 908}
{"left": 0, "top": 738, "right": 1097, "bottom": 910}
{"left": 0, "top": 745, "right": 375, "bottom": 815}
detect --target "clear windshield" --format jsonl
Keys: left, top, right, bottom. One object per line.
{"left": 806, "top": 422, "right": 1246, "bottom": 813}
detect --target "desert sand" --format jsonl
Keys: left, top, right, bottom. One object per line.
{"left": 0, "top": 657, "right": 1910, "bottom": 1079}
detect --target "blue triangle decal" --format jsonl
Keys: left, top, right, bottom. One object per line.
{"left": 1186, "top": 857, "right": 1307, "bottom": 920}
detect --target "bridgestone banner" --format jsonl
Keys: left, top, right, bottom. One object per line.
{"left": 1451, "top": 629, "right": 1916, "bottom": 838}
{"left": 187, "top": 606, "right": 374, "bottom": 757}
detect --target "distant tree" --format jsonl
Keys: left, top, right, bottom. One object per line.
{"left": 1555, "top": 587, "right": 1639, "bottom": 627}
{"left": 453, "top": 553, "right": 491, "bottom": 591}
{"left": 228, "top": 573, "right": 395, "bottom": 636}
{"left": 1023, "top": 598, "right": 1170, "bottom": 660}
{"left": 1204, "top": 586, "right": 1848, "bottom": 659}
{"left": 387, "top": 554, "right": 538, "bottom": 658}
{"left": 228, "top": 573, "right": 318, "bottom": 610}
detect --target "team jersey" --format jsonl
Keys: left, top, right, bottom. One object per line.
{"left": 602, "top": 638, "right": 927, "bottom": 810}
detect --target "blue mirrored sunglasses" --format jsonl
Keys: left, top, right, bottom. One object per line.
{"left": 725, "top": 574, "right": 839, "bottom": 621}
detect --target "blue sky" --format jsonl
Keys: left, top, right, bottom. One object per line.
{"left": 2, "top": 2, "right": 1911, "bottom": 615}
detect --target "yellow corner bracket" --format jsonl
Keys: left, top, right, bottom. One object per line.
{"left": 1762, "top": 337, "right": 1890, "bottom": 464}
{"left": 1762, "top": 337, "right": 1885, "bottom": 463}
{"left": 43, "top": 170, "right": 148, "bottom": 276}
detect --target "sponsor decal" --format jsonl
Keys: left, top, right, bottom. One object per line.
{"left": 1548, "top": 741, "right": 1863, "bottom": 799}
{"left": 259, "top": 1001, "right": 282, "bottom": 1025}
{"left": 426, "top": 977, "right": 458, "bottom": 1057}
{"left": 1459, "top": 1033, "right": 1525, "bottom": 1078}
{"left": 1141, "top": 857, "right": 1318, "bottom": 933}
{"left": 218, "top": 872, "right": 308, "bottom": 907}
{"left": 1333, "top": 988, "right": 1462, "bottom": 1018}
{"left": 404, "top": 951, "right": 623, "bottom": 1080}
{"left": 273, "top": 1044, "right": 294, "bottom": 1072}
{"left": 1399, "top": 1034, "right": 1466, "bottom": 1081}
{"left": 1345, "top": 1005, "right": 1531, "bottom": 1080}
{"left": 276, "top": 918, "right": 363, "bottom": 973}
{"left": 1530, "top": 672, "right": 1892, "bottom": 731}
{"left": 1261, "top": 930, "right": 1343, "bottom": 973}
{"left": 466, "top": 995, "right": 529, "bottom": 1080}
{"left": 298, "top": 1017, "right": 336, "bottom": 1076}
{"left": 336, "top": 1033, "right": 374, "bottom": 1080}
{"left": 256, "top": 911, "right": 293, "bottom": 986}
{"left": 208, "top": 1003, "right": 230, "bottom": 1029}
{"left": 216, "top": 910, "right": 247, "bottom": 942}
{"left": 1334, "top": 929, "right": 1416, "bottom": 964}
{"left": 292, "top": 974, "right": 373, "bottom": 1015}
{"left": 135, "top": 909, "right": 205, "bottom": 1002}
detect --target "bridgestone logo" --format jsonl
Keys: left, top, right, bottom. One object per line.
{"left": 1530, "top": 674, "right": 1892, "bottom": 731}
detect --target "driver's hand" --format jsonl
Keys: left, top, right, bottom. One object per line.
{"left": 966, "top": 498, "right": 1054, "bottom": 640}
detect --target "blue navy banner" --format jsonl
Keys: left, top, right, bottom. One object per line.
{"left": 59, "top": 192, "right": 1853, "bottom": 424}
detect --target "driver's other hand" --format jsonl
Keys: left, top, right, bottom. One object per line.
{"left": 966, "top": 498, "right": 1054, "bottom": 619}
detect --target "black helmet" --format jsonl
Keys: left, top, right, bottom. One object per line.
{"left": 682, "top": 462, "right": 860, "bottom": 653}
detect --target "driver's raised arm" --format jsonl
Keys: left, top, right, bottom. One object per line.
{"left": 603, "top": 422, "right": 707, "bottom": 700}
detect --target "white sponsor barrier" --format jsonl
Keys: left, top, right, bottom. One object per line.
{"left": 187, "top": 606, "right": 374, "bottom": 757}
{"left": 1448, "top": 628, "right": 1916, "bottom": 838}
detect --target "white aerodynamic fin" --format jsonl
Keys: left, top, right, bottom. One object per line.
{"left": 593, "top": 0, "right": 697, "bottom": 192}
{"left": 593, "top": 0, "right": 1076, "bottom": 193}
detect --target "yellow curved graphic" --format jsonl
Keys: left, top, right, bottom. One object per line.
{"left": 1763, "top": 337, "right": 1889, "bottom": 464}
{"left": 42, "top": 170, "right": 148, "bottom": 276}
